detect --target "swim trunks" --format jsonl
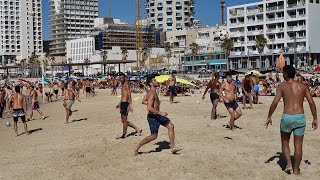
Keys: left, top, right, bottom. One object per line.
{"left": 210, "top": 93, "right": 219, "bottom": 103}
{"left": 120, "top": 102, "right": 129, "bottom": 116}
{"left": 147, "top": 114, "right": 170, "bottom": 134}
{"left": 32, "top": 100, "right": 40, "bottom": 111}
{"left": 168, "top": 86, "right": 175, "bottom": 93}
{"left": 65, "top": 100, "right": 75, "bottom": 109}
{"left": 113, "top": 86, "right": 117, "bottom": 91}
{"left": 85, "top": 87, "right": 91, "bottom": 93}
{"left": 245, "top": 87, "right": 252, "bottom": 94}
{"left": 224, "top": 100, "right": 239, "bottom": 111}
{"left": 280, "top": 114, "right": 306, "bottom": 136}
{"left": 253, "top": 85, "right": 259, "bottom": 93}
{"left": 12, "top": 108, "right": 26, "bottom": 123}
{"left": 54, "top": 90, "right": 59, "bottom": 94}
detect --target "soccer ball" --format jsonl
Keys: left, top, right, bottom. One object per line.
{"left": 6, "top": 122, "right": 11, "bottom": 127}
{"left": 218, "top": 29, "right": 229, "bottom": 41}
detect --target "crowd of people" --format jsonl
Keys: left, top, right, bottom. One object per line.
{"left": 1, "top": 65, "right": 319, "bottom": 176}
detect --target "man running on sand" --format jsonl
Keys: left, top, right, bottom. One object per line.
{"left": 29, "top": 86, "right": 45, "bottom": 120}
{"left": 242, "top": 75, "right": 254, "bottom": 109}
{"left": 8, "top": 86, "right": 28, "bottom": 136}
{"left": 219, "top": 72, "right": 242, "bottom": 130}
{"left": 265, "top": 65, "right": 318, "bottom": 175}
{"left": 63, "top": 82, "right": 81, "bottom": 124}
{"left": 116, "top": 73, "right": 141, "bottom": 138}
{"left": 134, "top": 76, "right": 181, "bottom": 155}
{"left": 53, "top": 82, "right": 60, "bottom": 100}
{"left": 168, "top": 73, "right": 176, "bottom": 104}
{"left": 203, "top": 72, "right": 221, "bottom": 120}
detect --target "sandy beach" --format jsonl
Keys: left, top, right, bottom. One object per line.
{"left": 0, "top": 89, "right": 319, "bottom": 179}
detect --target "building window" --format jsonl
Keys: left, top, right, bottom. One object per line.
{"left": 310, "top": 0, "right": 314, "bottom": 3}
{"left": 317, "top": 0, "right": 319, "bottom": 3}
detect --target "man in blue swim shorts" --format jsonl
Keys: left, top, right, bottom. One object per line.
{"left": 134, "top": 76, "right": 181, "bottom": 155}
{"left": 266, "top": 65, "right": 318, "bottom": 175}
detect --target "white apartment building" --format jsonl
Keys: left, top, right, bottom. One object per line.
{"left": 66, "top": 37, "right": 95, "bottom": 64}
{"left": 49, "top": 0, "right": 98, "bottom": 56}
{"left": 145, "top": 0, "right": 195, "bottom": 31}
{"left": 0, "top": 0, "right": 43, "bottom": 65}
{"left": 228, "top": 0, "right": 320, "bottom": 69}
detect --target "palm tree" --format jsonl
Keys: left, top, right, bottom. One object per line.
{"left": 84, "top": 58, "right": 91, "bottom": 75}
{"left": 27, "top": 52, "right": 41, "bottom": 77}
{"left": 255, "top": 34, "right": 267, "bottom": 69}
{"left": 121, "top": 48, "right": 129, "bottom": 60}
{"left": 99, "top": 50, "right": 108, "bottom": 74}
{"left": 141, "top": 47, "right": 149, "bottom": 69}
{"left": 221, "top": 38, "right": 234, "bottom": 71}
{"left": 164, "top": 42, "right": 172, "bottom": 72}
{"left": 49, "top": 56, "right": 56, "bottom": 77}
{"left": 189, "top": 42, "right": 199, "bottom": 73}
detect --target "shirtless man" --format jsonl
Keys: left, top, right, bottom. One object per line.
{"left": 116, "top": 73, "right": 141, "bottom": 138}
{"left": 29, "top": 86, "right": 45, "bottom": 120}
{"left": 134, "top": 76, "right": 181, "bottom": 155}
{"left": 242, "top": 75, "right": 254, "bottom": 109}
{"left": 0, "top": 87, "right": 6, "bottom": 119}
{"left": 84, "top": 79, "right": 91, "bottom": 99}
{"left": 110, "top": 76, "right": 117, "bottom": 96}
{"left": 168, "top": 73, "right": 176, "bottom": 104}
{"left": 203, "top": 72, "right": 221, "bottom": 120}
{"left": 8, "top": 86, "right": 28, "bottom": 136}
{"left": 265, "top": 65, "right": 318, "bottom": 175}
{"left": 251, "top": 74, "right": 260, "bottom": 104}
{"left": 219, "top": 72, "right": 242, "bottom": 130}
{"left": 52, "top": 82, "right": 60, "bottom": 100}
{"left": 63, "top": 82, "right": 81, "bottom": 124}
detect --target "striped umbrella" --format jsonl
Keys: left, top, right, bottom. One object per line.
{"left": 277, "top": 52, "right": 285, "bottom": 69}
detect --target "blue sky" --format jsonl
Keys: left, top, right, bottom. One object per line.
{"left": 42, "top": 0, "right": 259, "bottom": 40}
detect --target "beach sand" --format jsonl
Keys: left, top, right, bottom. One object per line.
{"left": 0, "top": 89, "right": 319, "bottom": 179}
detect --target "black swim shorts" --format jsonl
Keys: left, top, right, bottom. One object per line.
{"left": 168, "top": 86, "right": 175, "bottom": 93}
{"left": 12, "top": 108, "right": 26, "bottom": 123}
{"left": 147, "top": 114, "right": 170, "bottom": 135}
{"left": 120, "top": 102, "right": 129, "bottom": 116}
{"left": 210, "top": 93, "right": 219, "bottom": 103}
{"left": 224, "top": 100, "right": 239, "bottom": 111}
{"left": 86, "top": 87, "right": 91, "bottom": 93}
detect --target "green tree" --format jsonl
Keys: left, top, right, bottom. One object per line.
{"left": 221, "top": 38, "right": 234, "bottom": 71}
{"left": 27, "top": 52, "right": 41, "bottom": 77}
{"left": 99, "top": 50, "right": 108, "bottom": 74}
{"left": 189, "top": 42, "right": 199, "bottom": 73}
{"left": 255, "top": 34, "right": 267, "bottom": 69}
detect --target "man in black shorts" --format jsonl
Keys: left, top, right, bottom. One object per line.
{"left": 8, "top": 86, "right": 28, "bottom": 136}
{"left": 203, "top": 72, "right": 221, "bottom": 119}
{"left": 242, "top": 75, "right": 253, "bottom": 109}
{"left": 116, "top": 73, "right": 141, "bottom": 138}
{"left": 219, "top": 72, "right": 242, "bottom": 130}
{"left": 134, "top": 76, "right": 181, "bottom": 155}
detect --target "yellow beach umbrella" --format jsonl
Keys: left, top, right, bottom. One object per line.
{"left": 155, "top": 75, "right": 170, "bottom": 83}
{"left": 246, "top": 70, "right": 261, "bottom": 76}
{"left": 176, "top": 78, "right": 197, "bottom": 86}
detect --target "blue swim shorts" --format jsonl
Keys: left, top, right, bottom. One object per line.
{"left": 280, "top": 114, "right": 306, "bottom": 136}
{"left": 147, "top": 114, "right": 170, "bottom": 135}
{"left": 253, "top": 85, "right": 259, "bottom": 93}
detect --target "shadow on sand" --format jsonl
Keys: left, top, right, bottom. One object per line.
{"left": 71, "top": 118, "right": 87, "bottom": 123}
{"left": 138, "top": 141, "right": 180, "bottom": 155}
{"left": 265, "top": 152, "right": 311, "bottom": 174}
{"left": 222, "top": 124, "right": 242, "bottom": 130}
{"left": 18, "top": 128, "right": 43, "bottom": 136}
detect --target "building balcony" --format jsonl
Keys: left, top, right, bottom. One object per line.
{"left": 166, "top": 19, "right": 173, "bottom": 23}
{"left": 266, "top": 28, "right": 284, "bottom": 34}
{"left": 287, "top": 2, "right": 305, "bottom": 9}
{"left": 266, "top": 5, "right": 284, "bottom": 12}
{"left": 175, "top": 2, "right": 182, "bottom": 7}
{"left": 166, "top": 8, "right": 172, "bottom": 12}
{"left": 247, "top": 9, "right": 263, "bottom": 15}
{"left": 230, "top": 31, "right": 244, "bottom": 37}
{"left": 176, "top": 13, "right": 182, "bottom": 17}
{"left": 247, "top": 30, "right": 263, "bottom": 35}
{"left": 287, "top": 25, "right": 306, "bottom": 31}
{"left": 157, "top": 3, "right": 163, "bottom": 7}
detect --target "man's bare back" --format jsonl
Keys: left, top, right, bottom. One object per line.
{"left": 278, "top": 80, "right": 308, "bottom": 114}
{"left": 10, "top": 93, "right": 26, "bottom": 109}
{"left": 31, "top": 90, "right": 38, "bottom": 101}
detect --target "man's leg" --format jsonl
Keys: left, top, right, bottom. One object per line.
{"left": 212, "top": 100, "right": 219, "bottom": 119}
{"left": 256, "top": 93, "right": 259, "bottom": 104}
{"left": 281, "top": 131, "right": 292, "bottom": 173}
{"left": 227, "top": 108, "right": 236, "bottom": 130}
{"left": 13, "top": 120, "right": 18, "bottom": 136}
{"left": 234, "top": 107, "right": 242, "bottom": 120}
{"left": 37, "top": 109, "right": 44, "bottom": 119}
{"left": 242, "top": 95, "right": 246, "bottom": 109}
{"left": 65, "top": 107, "right": 70, "bottom": 123}
{"left": 121, "top": 115, "right": 129, "bottom": 137}
{"left": 29, "top": 110, "right": 33, "bottom": 120}
{"left": 22, "top": 117, "right": 28, "bottom": 135}
{"left": 293, "top": 135, "right": 304, "bottom": 175}
{"left": 248, "top": 94, "right": 253, "bottom": 109}
{"left": 134, "top": 134, "right": 158, "bottom": 155}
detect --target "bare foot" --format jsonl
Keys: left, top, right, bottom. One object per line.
{"left": 293, "top": 168, "right": 300, "bottom": 175}
{"left": 284, "top": 165, "right": 292, "bottom": 174}
{"left": 26, "top": 132, "right": 29, "bottom": 136}
{"left": 42, "top": 116, "right": 45, "bottom": 120}
{"left": 118, "top": 134, "right": 126, "bottom": 139}
{"left": 135, "top": 129, "right": 143, "bottom": 136}
{"left": 171, "top": 147, "right": 182, "bottom": 154}
{"left": 64, "top": 121, "right": 69, "bottom": 124}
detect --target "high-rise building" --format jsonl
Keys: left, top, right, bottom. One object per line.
{"left": 49, "top": 0, "right": 98, "bottom": 56}
{"left": 227, "top": 0, "right": 320, "bottom": 69}
{"left": 0, "top": 0, "right": 43, "bottom": 65}
{"left": 145, "top": 0, "right": 195, "bottom": 32}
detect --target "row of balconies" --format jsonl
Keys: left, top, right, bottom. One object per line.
{"left": 229, "top": 2, "right": 305, "bottom": 17}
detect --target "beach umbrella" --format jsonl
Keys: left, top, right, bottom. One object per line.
{"left": 98, "top": 78, "right": 108, "bottom": 83}
{"left": 155, "top": 75, "right": 170, "bottom": 83}
{"left": 176, "top": 78, "right": 197, "bottom": 87}
{"left": 246, "top": 70, "right": 261, "bottom": 76}
{"left": 277, "top": 52, "right": 285, "bottom": 69}
{"left": 97, "top": 75, "right": 106, "bottom": 78}
{"left": 312, "top": 66, "right": 320, "bottom": 73}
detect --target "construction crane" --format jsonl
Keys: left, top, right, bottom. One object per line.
{"left": 135, "top": 0, "right": 143, "bottom": 69}
{"left": 221, "top": 0, "right": 226, "bottom": 25}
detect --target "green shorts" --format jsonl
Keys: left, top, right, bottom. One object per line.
{"left": 280, "top": 114, "right": 306, "bottom": 136}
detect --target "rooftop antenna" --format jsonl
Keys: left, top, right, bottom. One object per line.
{"left": 221, "top": 0, "right": 226, "bottom": 25}
{"left": 109, "top": 0, "right": 112, "bottom": 17}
